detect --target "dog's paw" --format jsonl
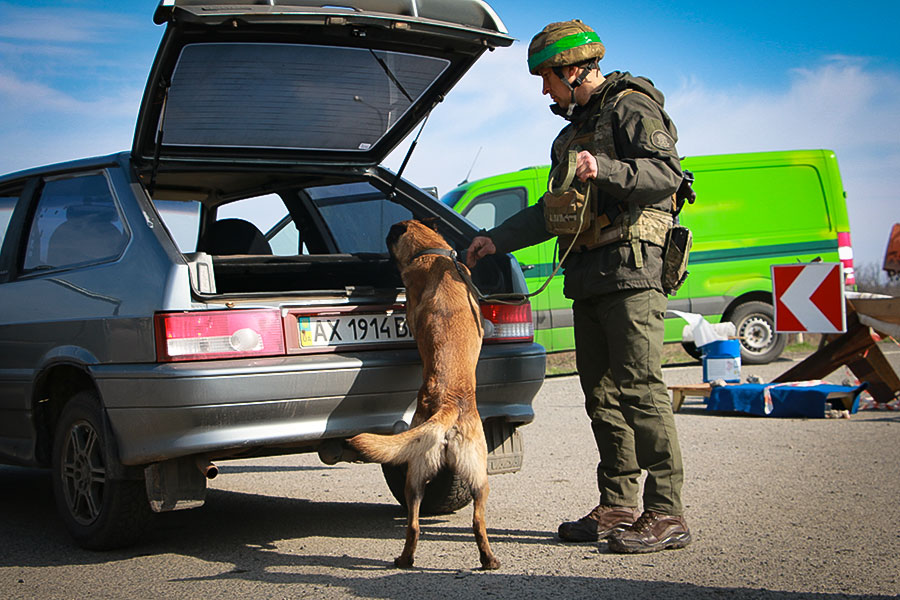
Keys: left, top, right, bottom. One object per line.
{"left": 480, "top": 556, "right": 501, "bottom": 570}
{"left": 394, "top": 555, "right": 414, "bottom": 569}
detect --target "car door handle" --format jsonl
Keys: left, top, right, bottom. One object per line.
{"left": 520, "top": 264, "right": 535, "bottom": 272}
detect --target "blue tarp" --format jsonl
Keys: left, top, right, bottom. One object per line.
{"left": 706, "top": 382, "right": 866, "bottom": 418}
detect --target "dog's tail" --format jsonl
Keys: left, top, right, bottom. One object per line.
{"left": 347, "top": 405, "right": 459, "bottom": 467}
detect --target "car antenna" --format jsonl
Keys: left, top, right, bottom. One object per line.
{"left": 459, "top": 146, "right": 483, "bottom": 186}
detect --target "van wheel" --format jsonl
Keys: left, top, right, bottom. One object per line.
{"left": 381, "top": 464, "right": 473, "bottom": 515}
{"left": 680, "top": 341, "right": 702, "bottom": 361}
{"left": 728, "top": 301, "right": 787, "bottom": 364}
{"left": 51, "top": 391, "right": 151, "bottom": 550}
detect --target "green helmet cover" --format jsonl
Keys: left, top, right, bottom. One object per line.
{"left": 528, "top": 20, "right": 605, "bottom": 74}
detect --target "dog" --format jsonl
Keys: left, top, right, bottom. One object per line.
{"left": 348, "top": 219, "right": 499, "bottom": 570}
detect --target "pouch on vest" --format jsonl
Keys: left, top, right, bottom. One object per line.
{"left": 542, "top": 151, "right": 593, "bottom": 236}
{"left": 662, "top": 225, "right": 692, "bottom": 295}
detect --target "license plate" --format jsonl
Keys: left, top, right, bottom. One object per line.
{"left": 297, "top": 311, "right": 411, "bottom": 348}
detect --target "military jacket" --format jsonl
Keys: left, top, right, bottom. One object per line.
{"left": 488, "top": 71, "right": 683, "bottom": 299}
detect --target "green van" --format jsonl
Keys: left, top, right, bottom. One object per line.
{"left": 442, "top": 149, "right": 856, "bottom": 363}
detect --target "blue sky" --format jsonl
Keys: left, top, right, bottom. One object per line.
{"left": 1, "top": 0, "right": 898, "bottom": 269}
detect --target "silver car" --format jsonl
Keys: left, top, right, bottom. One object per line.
{"left": 0, "top": 0, "right": 545, "bottom": 550}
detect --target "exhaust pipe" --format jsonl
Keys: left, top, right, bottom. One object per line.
{"left": 317, "top": 439, "right": 360, "bottom": 465}
{"left": 195, "top": 457, "right": 218, "bottom": 479}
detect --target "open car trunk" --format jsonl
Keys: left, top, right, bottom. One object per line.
{"left": 199, "top": 253, "right": 403, "bottom": 296}
{"left": 152, "top": 167, "right": 517, "bottom": 305}
{"left": 136, "top": 1, "right": 517, "bottom": 306}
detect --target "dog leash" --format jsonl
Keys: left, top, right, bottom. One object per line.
{"left": 410, "top": 244, "right": 563, "bottom": 306}
{"left": 410, "top": 248, "right": 523, "bottom": 304}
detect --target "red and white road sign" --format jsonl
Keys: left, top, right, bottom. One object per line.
{"left": 772, "top": 263, "right": 846, "bottom": 333}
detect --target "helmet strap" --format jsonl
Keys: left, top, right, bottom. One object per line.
{"left": 553, "top": 62, "right": 596, "bottom": 116}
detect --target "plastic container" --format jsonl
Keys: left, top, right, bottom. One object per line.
{"left": 701, "top": 339, "right": 741, "bottom": 383}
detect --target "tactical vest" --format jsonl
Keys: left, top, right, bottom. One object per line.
{"left": 543, "top": 88, "right": 674, "bottom": 267}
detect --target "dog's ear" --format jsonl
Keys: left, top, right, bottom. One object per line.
{"left": 419, "top": 217, "right": 440, "bottom": 232}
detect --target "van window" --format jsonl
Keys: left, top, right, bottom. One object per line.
{"left": 22, "top": 174, "right": 127, "bottom": 272}
{"left": 462, "top": 187, "right": 527, "bottom": 230}
{"left": 683, "top": 165, "right": 831, "bottom": 242}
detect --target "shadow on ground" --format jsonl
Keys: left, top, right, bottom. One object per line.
{"left": 1, "top": 465, "right": 894, "bottom": 599}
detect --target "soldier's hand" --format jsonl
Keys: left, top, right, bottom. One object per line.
{"left": 575, "top": 150, "right": 598, "bottom": 182}
{"left": 466, "top": 236, "right": 496, "bottom": 268}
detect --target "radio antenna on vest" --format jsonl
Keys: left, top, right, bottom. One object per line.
{"left": 459, "top": 146, "right": 483, "bottom": 186}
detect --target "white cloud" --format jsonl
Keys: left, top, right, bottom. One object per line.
{"left": 0, "top": 71, "right": 138, "bottom": 117}
{"left": 667, "top": 57, "right": 900, "bottom": 154}
{"left": 0, "top": 67, "right": 141, "bottom": 174}
{"left": 0, "top": 3, "right": 135, "bottom": 44}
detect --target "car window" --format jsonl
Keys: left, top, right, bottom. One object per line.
{"left": 308, "top": 182, "right": 413, "bottom": 254}
{"left": 266, "top": 216, "right": 307, "bottom": 256}
{"left": 21, "top": 174, "right": 127, "bottom": 273}
{"left": 0, "top": 192, "right": 17, "bottom": 250}
{"left": 462, "top": 187, "right": 527, "bottom": 230}
{"left": 155, "top": 195, "right": 292, "bottom": 255}
{"left": 153, "top": 199, "right": 201, "bottom": 253}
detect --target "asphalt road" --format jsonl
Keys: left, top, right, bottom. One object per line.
{"left": 2, "top": 345, "right": 899, "bottom": 599}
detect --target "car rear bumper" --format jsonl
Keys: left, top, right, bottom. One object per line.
{"left": 93, "top": 343, "right": 545, "bottom": 465}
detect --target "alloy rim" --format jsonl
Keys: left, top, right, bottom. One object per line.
{"left": 61, "top": 420, "right": 106, "bottom": 526}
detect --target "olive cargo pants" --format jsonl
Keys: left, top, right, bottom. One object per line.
{"left": 573, "top": 288, "right": 684, "bottom": 515}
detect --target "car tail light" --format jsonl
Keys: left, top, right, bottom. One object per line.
{"left": 155, "top": 309, "right": 286, "bottom": 362}
{"left": 480, "top": 303, "right": 534, "bottom": 343}
{"left": 837, "top": 231, "right": 855, "bottom": 286}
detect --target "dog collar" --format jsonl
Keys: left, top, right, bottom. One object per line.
{"left": 411, "top": 248, "right": 457, "bottom": 262}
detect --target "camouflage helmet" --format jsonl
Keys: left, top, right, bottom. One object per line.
{"left": 527, "top": 20, "right": 605, "bottom": 75}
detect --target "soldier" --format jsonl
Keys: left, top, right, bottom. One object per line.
{"left": 466, "top": 19, "right": 691, "bottom": 553}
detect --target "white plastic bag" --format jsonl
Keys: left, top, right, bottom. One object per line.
{"left": 669, "top": 310, "right": 735, "bottom": 348}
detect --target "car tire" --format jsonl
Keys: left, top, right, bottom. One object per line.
{"left": 681, "top": 341, "right": 702, "bottom": 361}
{"left": 51, "top": 391, "right": 151, "bottom": 550}
{"left": 727, "top": 300, "right": 787, "bottom": 365}
{"left": 381, "top": 464, "right": 473, "bottom": 515}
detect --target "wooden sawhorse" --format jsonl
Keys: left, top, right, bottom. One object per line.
{"left": 668, "top": 383, "right": 712, "bottom": 412}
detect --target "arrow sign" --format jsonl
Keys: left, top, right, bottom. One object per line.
{"left": 772, "top": 263, "right": 846, "bottom": 333}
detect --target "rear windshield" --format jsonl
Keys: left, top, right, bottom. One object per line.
{"left": 307, "top": 183, "right": 413, "bottom": 254}
{"left": 163, "top": 43, "right": 449, "bottom": 152}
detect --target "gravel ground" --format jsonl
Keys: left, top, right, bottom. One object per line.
{"left": 1, "top": 345, "right": 898, "bottom": 599}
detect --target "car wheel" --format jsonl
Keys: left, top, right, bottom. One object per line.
{"left": 381, "top": 464, "right": 473, "bottom": 515}
{"left": 51, "top": 391, "right": 151, "bottom": 550}
{"left": 727, "top": 300, "right": 787, "bottom": 365}
{"left": 681, "top": 341, "right": 702, "bottom": 361}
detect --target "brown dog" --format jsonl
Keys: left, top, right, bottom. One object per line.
{"left": 348, "top": 219, "right": 499, "bottom": 570}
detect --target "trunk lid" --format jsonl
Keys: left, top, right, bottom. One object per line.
{"left": 134, "top": 0, "right": 512, "bottom": 169}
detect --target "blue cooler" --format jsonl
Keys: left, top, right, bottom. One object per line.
{"left": 701, "top": 339, "right": 741, "bottom": 383}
